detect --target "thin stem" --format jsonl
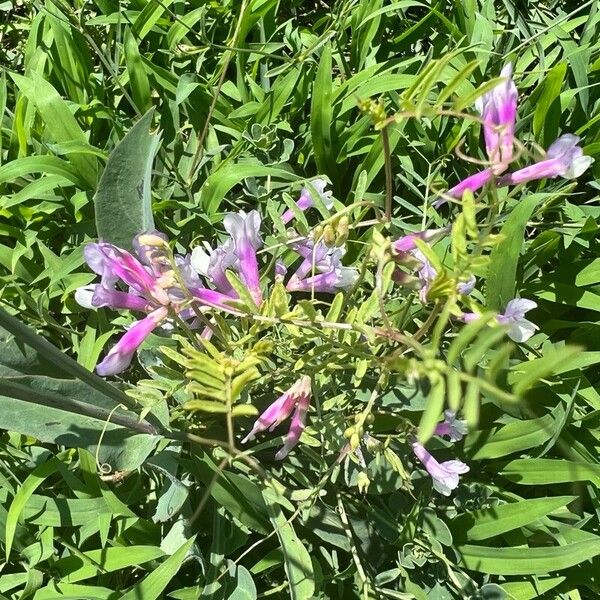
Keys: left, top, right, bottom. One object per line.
{"left": 382, "top": 126, "right": 393, "bottom": 222}
{"left": 187, "top": 0, "right": 249, "bottom": 184}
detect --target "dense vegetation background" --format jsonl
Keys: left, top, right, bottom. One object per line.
{"left": 1, "top": 0, "right": 600, "bottom": 598}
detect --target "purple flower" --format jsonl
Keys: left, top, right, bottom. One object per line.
{"left": 286, "top": 241, "right": 358, "bottom": 294}
{"left": 498, "top": 134, "right": 593, "bottom": 186}
{"left": 461, "top": 297, "right": 538, "bottom": 343}
{"left": 445, "top": 168, "right": 494, "bottom": 200}
{"left": 434, "top": 410, "right": 468, "bottom": 442}
{"left": 497, "top": 298, "right": 538, "bottom": 342}
{"left": 475, "top": 63, "right": 518, "bottom": 173}
{"left": 241, "top": 376, "right": 311, "bottom": 460}
{"left": 223, "top": 211, "right": 263, "bottom": 306}
{"left": 456, "top": 274, "right": 476, "bottom": 296}
{"left": 96, "top": 307, "right": 168, "bottom": 376}
{"left": 411, "top": 441, "right": 469, "bottom": 496}
{"left": 281, "top": 179, "right": 333, "bottom": 224}
{"left": 392, "top": 227, "right": 449, "bottom": 253}
{"left": 191, "top": 240, "right": 237, "bottom": 297}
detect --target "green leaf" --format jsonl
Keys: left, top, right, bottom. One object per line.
{"left": 486, "top": 194, "right": 546, "bottom": 310}
{"left": 94, "top": 109, "right": 159, "bottom": 249}
{"left": 5, "top": 457, "right": 61, "bottom": 560}
{"left": 262, "top": 489, "right": 315, "bottom": 599}
{"left": 464, "top": 412, "right": 556, "bottom": 459}
{"left": 198, "top": 160, "right": 299, "bottom": 215}
{"left": 500, "top": 458, "right": 600, "bottom": 486}
{"left": 120, "top": 537, "right": 195, "bottom": 600}
{"left": 458, "top": 539, "right": 600, "bottom": 575}
{"left": 452, "top": 496, "right": 577, "bottom": 541}
{"left": 124, "top": 26, "right": 152, "bottom": 113}
{"left": 417, "top": 376, "right": 445, "bottom": 443}
{"left": 54, "top": 546, "right": 165, "bottom": 583}
{"left": 10, "top": 72, "right": 98, "bottom": 188}
{"left": 311, "top": 44, "right": 336, "bottom": 181}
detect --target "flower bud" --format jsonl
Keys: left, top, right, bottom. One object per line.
{"left": 357, "top": 471, "right": 370, "bottom": 494}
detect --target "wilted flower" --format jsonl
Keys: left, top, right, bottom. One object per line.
{"left": 241, "top": 375, "right": 311, "bottom": 460}
{"left": 281, "top": 179, "right": 333, "bottom": 224}
{"left": 411, "top": 440, "right": 469, "bottom": 496}
{"left": 286, "top": 240, "right": 358, "bottom": 294}
{"left": 434, "top": 410, "right": 468, "bottom": 442}
{"left": 498, "top": 134, "right": 592, "bottom": 186}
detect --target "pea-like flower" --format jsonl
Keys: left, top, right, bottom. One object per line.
{"left": 434, "top": 410, "right": 468, "bottom": 442}
{"left": 498, "top": 134, "right": 593, "bottom": 186}
{"left": 476, "top": 63, "right": 518, "bottom": 173}
{"left": 281, "top": 179, "right": 333, "bottom": 224}
{"left": 496, "top": 298, "right": 538, "bottom": 342}
{"left": 76, "top": 232, "right": 239, "bottom": 375}
{"left": 286, "top": 240, "right": 358, "bottom": 294}
{"left": 241, "top": 376, "right": 311, "bottom": 460}
{"left": 191, "top": 210, "right": 264, "bottom": 306}
{"left": 411, "top": 440, "right": 469, "bottom": 496}
{"left": 462, "top": 297, "right": 538, "bottom": 343}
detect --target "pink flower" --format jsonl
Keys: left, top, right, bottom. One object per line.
{"left": 96, "top": 307, "right": 168, "bottom": 376}
{"left": 498, "top": 134, "right": 592, "bottom": 186}
{"left": 411, "top": 441, "right": 469, "bottom": 496}
{"left": 392, "top": 227, "right": 449, "bottom": 253}
{"left": 476, "top": 63, "right": 518, "bottom": 173}
{"left": 242, "top": 376, "right": 311, "bottom": 460}
{"left": 281, "top": 179, "right": 333, "bottom": 224}
{"left": 223, "top": 211, "right": 263, "bottom": 306}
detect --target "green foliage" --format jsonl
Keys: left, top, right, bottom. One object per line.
{"left": 1, "top": 1, "right": 600, "bottom": 599}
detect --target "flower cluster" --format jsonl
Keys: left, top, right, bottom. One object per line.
{"left": 442, "top": 64, "right": 592, "bottom": 202}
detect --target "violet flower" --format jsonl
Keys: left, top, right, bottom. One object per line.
{"left": 286, "top": 240, "right": 358, "bottom": 294}
{"left": 96, "top": 307, "right": 168, "bottom": 376}
{"left": 281, "top": 179, "right": 333, "bottom": 224}
{"left": 434, "top": 410, "right": 468, "bottom": 442}
{"left": 411, "top": 440, "right": 469, "bottom": 496}
{"left": 445, "top": 168, "right": 494, "bottom": 200}
{"left": 461, "top": 297, "right": 538, "bottom": 343}
{"left": 498, "top": 134, "right": 592, "bottom": 186}
{"left": 440, "top": 64, "right": 517, "bottom": 204}
{"left": 497, "top": 298, "right": 538, "bottom": 342}
{"left": 456, "top": 274, "right": 476, "bottom": 296}
{"left": 475, "top": 63, "right": 518, "bottom": 173}
{"left": 191, "top": 240, "right": 237, "bottom": 297}
{"left": 241, "top": 376, "right": 311, "bottom": 460}
{"left": 223, "top": 210, "right": 263, "bottom": 306}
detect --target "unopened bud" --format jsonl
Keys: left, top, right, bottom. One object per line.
{"left": 137, "top": 233, "right": 167, "bottom": 247}
{"left": 350, "top": 432, "right": 361, "bottom": 450}
{"left": 323, "top": 224, "right": 336, "bottom": 246}
{"left": 357, "top": 471, "right": 370, "bottom": 494}
{"left": 344, "top": 426, "right": 355, "bottom": 439}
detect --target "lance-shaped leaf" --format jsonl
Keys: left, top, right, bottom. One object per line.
{"left": 94, "top": 109, "right": 160, "bottom": 249}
